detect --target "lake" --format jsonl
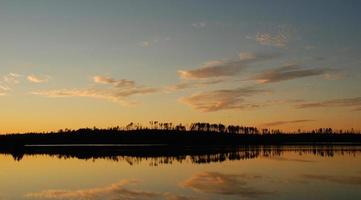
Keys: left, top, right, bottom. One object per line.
{"left": 1, "top": 145, "right": 361, "bottom": 200}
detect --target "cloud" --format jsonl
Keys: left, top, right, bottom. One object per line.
{"left": 179, "top": 87, "right": 267, "bottom": 112}
{"left": 239, "top": 52, "right": 257, "bottom": 61}
{"left": 260, "top": 119, "right": 315, "bottom": 127}
{"left": 138, "top": 37, "right": 170, "bottom": 48}
{"left": 0, "top": 84, "right": 10, "bottom": 96}
{"left": 181, "top": 172, "right": 275, "bottom": 198}
{"left": 253, "top": 65, "right": 327, "bottom": 83}
{"left": 27, "top": 75, "right": 50, "bottom": 83}
{"left": 178, "top": 60, "right": 246, "bottom": 79}
{"left": 301, "top": 174, "right": 361, "bottom": 185}
{"left": 32, "top": 76, "right": 157, "bottom": 106}
{"left": 178, "top": 52, "right": 278, "bottom": 80}
{"left": 0, "top": 73, "right": 23, "bottom": 95}
{"left": 296, "top": 97, "right": 361, "bottom": 111}
{"left": 3, "top": 73, "right": 22, "bottom": 84}
{"left": 192, "top": 22, "right": 206, "bottom": 28}
{"left": 93, "top": 76, "right": 135, "bottom": 88}
{"left": 166, "top": 79, "right": 225, "bottom": 91}
{"left": 254, "top": 26, "right": 293, "bottom": 48}
{"left": 256, "top": 32, "right": 288, "bottom": 47}
{"left": 323, "top": 72, "right": 345, "bottom": 80}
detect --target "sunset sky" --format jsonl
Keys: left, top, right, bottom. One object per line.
{"left": 0, "top": 0, "right": 360, "bottom": 133}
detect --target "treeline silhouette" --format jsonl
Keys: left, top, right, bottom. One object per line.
{"left": 1, "top": 122, "right": 361, "bottom": 148}
{"left": 125, "top": 121, "right": 360, "bottom": 134}
{"left": 2, "top": 145, "right": 360, "bottom": 164}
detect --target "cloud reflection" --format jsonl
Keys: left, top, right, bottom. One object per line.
{"left": 25, "top": 179, "right": 192, "bottom": 200}
{"left": 301, "top": 174, "right": 361, "bottom": 185}
{"left": 181, "top": 172, "right": 276, "bottom": 198}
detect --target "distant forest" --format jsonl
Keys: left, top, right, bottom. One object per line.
{"left": 1, "top": 121, "right": 361, "bottom": 148}
{"left": 12, "top": 121, "right": 361, "bottom": 135}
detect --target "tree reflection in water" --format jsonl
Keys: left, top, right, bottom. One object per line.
{"left": 2, "top": 145, "right": 361, "bottom": 165}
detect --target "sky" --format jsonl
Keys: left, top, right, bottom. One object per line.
{"left": 0, "top": 0, "right": 360, "bottom": 133}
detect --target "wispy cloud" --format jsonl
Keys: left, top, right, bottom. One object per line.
{"left": 256, "top": 32, "right": 288, "bottom": 48}
{"left": 181, "top": 172, "right": 276, "bottom": 198}
{"left": 3, "top": 73, "right": 22, "bottom": 84}
{"left": 166, "top": 79, "right": 225, "bottom": 91}
{"left": 178, "top": 52, "right": 278, "bottom": 80}
{"left": 178, "top": 60, "right": 247, "bottom": 79}
{"left": 253, "top": 65, "right": 327, "bottom": 83}
{"left": 296, "top": 97, "right": 361, "bottom": 111}
{"left": 239, "top": 52, "right": 257, "bottom": 61}
{"left": 138, "top": 37, "right": 171, "bottom": 48}
{"left": 254, "top": 26, "right": 293, "bottom": 48}
{"left": 0, "top": 72, "right": 23, "bottom": 95}
{"left": 32, "top": 76, "right": 157, "bottom": 106}
{"left": 323, "top": 71, "right": 345, "bottom": 80}
{"left": 192, "top": 22, "right": 206, "bottom": 29}
{"left": 27, "top": 75, "right": 50, "bottom": 83}
{"left": 260, "top": 119, "right": 315, "bottom": 127}
{"left": 93, "top": 76, "right": 135, "bottom": 88}
{"left": 26, "top": 179, "right": 193, "bottom": 200}
{"left": 0, "top": 84, "right": 10, "bottom": 96}
{"left": 179, "top": 87, "right": 267, "bottom": 112}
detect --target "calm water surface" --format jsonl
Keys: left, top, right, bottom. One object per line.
{"left": 1, "top": 146, "right": 361, "bottom": 200}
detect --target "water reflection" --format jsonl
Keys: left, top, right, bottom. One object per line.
{"left": 301, "top": 174, "right": 361, "bottom": 185}
{"left": 25, "top": 179, "right": 193, "bottom": 200}
{"left": 1, "top": 145, "right": 361, "bottom": 200}
{"left": 181, "top": 172, "right": 276, "bottom": 198}
{"left": 2, "top": 145, "right": 361, "bottom": 165}
{"left": 20, "top": 170, "right": 361, "bottom": 200}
